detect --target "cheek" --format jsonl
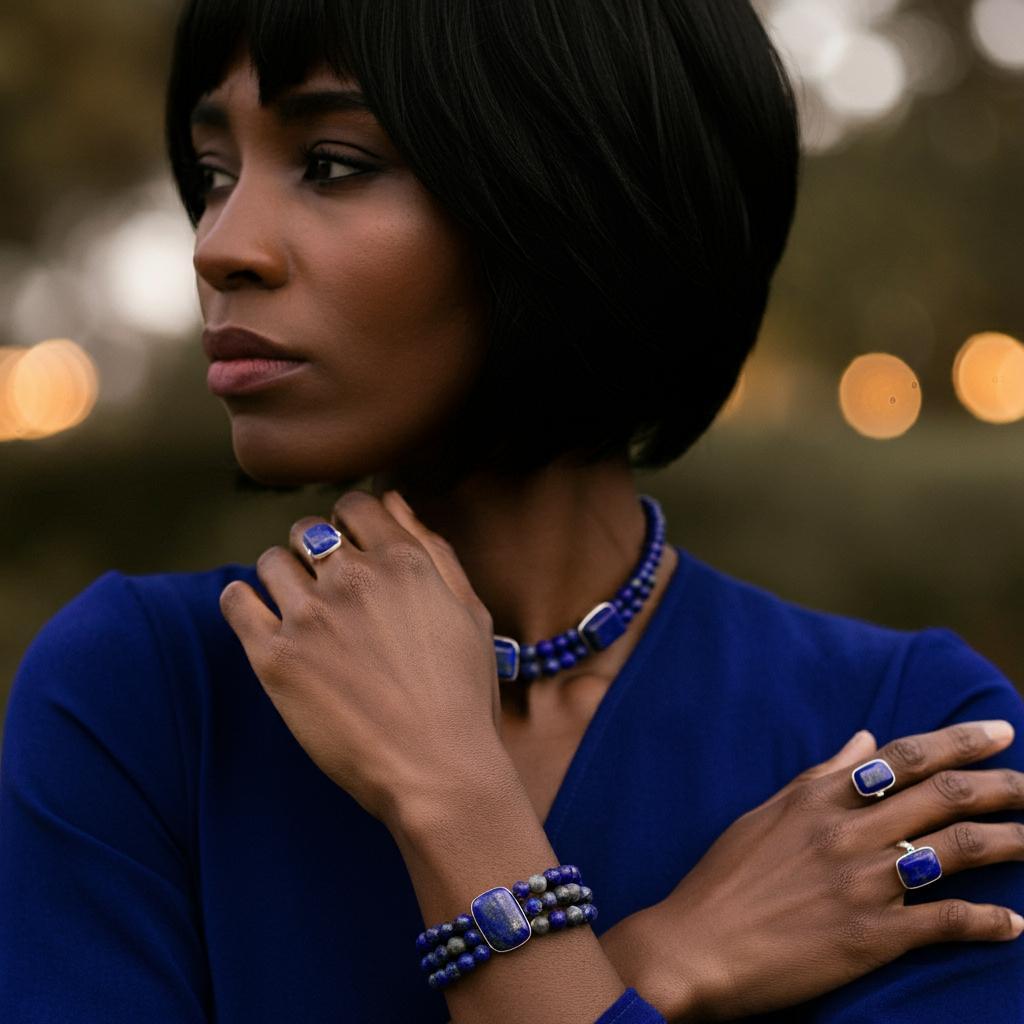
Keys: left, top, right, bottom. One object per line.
{"left": 310, "top": 187, "right": 486, "bottom": 422}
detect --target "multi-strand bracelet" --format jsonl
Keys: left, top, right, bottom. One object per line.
{"left": 415, "top": 863, "right": 599, "bottom": 990}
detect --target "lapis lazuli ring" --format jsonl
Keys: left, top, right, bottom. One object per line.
{"left": 851, "top": 757, "right": 896, "bottom": 798}
{"left": 302, "top": 522, "right": 344, "bottom": 561}
{"left": 895, "top": 840, "right": 943, "bottom": 889}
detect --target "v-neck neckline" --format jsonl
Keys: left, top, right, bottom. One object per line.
{"left": 541, "top": 543, "right": 691, "bottom": 841}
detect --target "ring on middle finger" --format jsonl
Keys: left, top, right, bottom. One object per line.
{"left": 851, "top": 757, "right": 896, "bottom": 798}
{"left": 895, "top": 840, "right": 944, "bottom": 889}
{"left": 302, "top": 522, "right": 344, "bottom": 561}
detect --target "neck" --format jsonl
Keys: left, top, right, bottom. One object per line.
{"left": 370, "top": 453, "right": 651, "bottom": 643}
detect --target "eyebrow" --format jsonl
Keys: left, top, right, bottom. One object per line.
{"left": 189, "top": 88, "right": 374, "bottom": 130}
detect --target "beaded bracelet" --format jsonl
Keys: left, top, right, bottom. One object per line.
{"left": 415, "top": 863, "right": 599, "bottom": 990}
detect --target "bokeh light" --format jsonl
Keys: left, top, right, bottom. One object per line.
{"left": 0, "top": 339, "right": 99, "bottom": 441}
{"left": 971, "top": 0, "right": 1024, "bottom": 70}
{"left": 952, "top": 332, "right": 1024, "bottom": 423}
{"left": 838, "top": 352, "right": 921, "bottom": 438}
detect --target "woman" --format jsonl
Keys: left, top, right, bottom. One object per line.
{"left": 2, "top": 1, "right": 1022, "bottom": 1021}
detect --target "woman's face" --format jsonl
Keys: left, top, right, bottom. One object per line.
{"left": 191, "top": 51, "right": 487, "bottom": 486}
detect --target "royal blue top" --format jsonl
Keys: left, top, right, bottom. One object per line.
{"left": 2, "top": 544, "right": 1023, "bottom": 1022}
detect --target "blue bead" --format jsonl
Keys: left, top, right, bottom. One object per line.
{"left": 567, "top": 628, "right": 580, "bottom": 642}
{"left": 579, "top": 602, "right": 627, "bottom": 651}
{"left": 549, "top": 909, "right": 567, "bottom": 930}
{"left": 463, "top": 928, "right": 482, "bottom": 947}
{"left": 425, "top": 926, "right": 439, "bottom": 945}
{"left": 543, "top": 657, "right": 561, "bottom": 675}
{"left": 554, "top": 634, "right": 569, "bottom": 652}
{"left": 523, "top": 897, "right": 543, "bottom": 916}
{"left": 897, "top": 847, "right": 943, "bottom": 889}
{"left": 439, "top": 922, "right": 455, "bottom": 941}
{"left": 427, "top": 972, "right": 444, "bottom": 990}
{"left": 617, "top": 585, "right": 635, "bottom": 602}
{"left": 454, "top": 913, "right": 473, "bottom": 932}
{"left": 573, "top": 643, "right": 589, "bottom": 658}
{"left": 621, "top": 608, "right": 634, "bottom": 622}
{"left": 415, "top": 932, "right": 430, "bottom": 953}
{"left": 521, "top": 643, "right": 536, "bottom": 660}
{"left": 470, "top": 886, "right": 531, "bottom": 952}
{"left": 537, "top": 639, "right": 555, "bottom": 657}
{"left": 630, "top": 597, "right": 643, "bottom": 612}
{"left": 512, "top": 880, "right": 531, "bottom": 899}
{"left": 434, "top": 946, "right": 448, "bottom": 964}
{"left": 540, "top": 891, "right": 558, "bottom": 909}
{"left": 852, "top": 759, "right": 895, "bottom": 796}
{"left": 472, "top": 943, "right": 491, "bottom": 964}
{"left": 559, "top": 651, "right": 576, "bottom": 669}
{"left": 456, "top": 953, "right": 477, "bottom": 973}
{"left": 543, "top": 868, "right": 561, "bottom": 886}
{"left": 583, "top": 903, "right": 598, "bottom": 923}
{"left": 420, "top": 954, "right": 432, "bottom": 972}
{"left": 519, "top": 662, "right": 541, "bottom": 682}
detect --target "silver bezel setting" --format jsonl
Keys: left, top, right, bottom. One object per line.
{"left": 895, "top": 844, "right": 942, "bottom": 889}
{"left": 303, "top": 525, "right": 343, "bottom": 560}
{"left": 576, "top": 601, "right": 616, "bottom": 651}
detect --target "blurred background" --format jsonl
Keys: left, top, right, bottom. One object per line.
{"left": 2, "top": 0, "right": 1023, "bottom": 743}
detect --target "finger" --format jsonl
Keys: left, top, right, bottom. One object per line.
{"left": 382, "top": 490, "right": 489, "bottom": 618}
{"left": 904, "top": 820, "right": 1024, "bottom": 883}
{"left": 869, "top": 767, "right": 1024, "bottom": 842}
{"left": 257, "top": 544, "right": 316, "bottom": 610}
{"left": 219, "top": 579, "right": 280, "bottom": 658}
{"left": 831, "top": 720, "right": 1016, "bottom": 809}
{"left": 889, "top": 899, "right": 1024, "bottom": 953}
{"left": 330, "top": 488, "right": 411, "bottom": 550}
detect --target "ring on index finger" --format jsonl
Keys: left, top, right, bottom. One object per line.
{"left": 851, "top": 757, "right": 896, "bottom": 798}
{"left": 301, "top": 522, "right": 344, "bottom": 561}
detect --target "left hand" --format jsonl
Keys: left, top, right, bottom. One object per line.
{"left": 219, "top": 489, "right": 503, "bottom": 828}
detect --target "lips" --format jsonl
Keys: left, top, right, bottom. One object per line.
{"left": 202, "top": 325, "right": 305, "bottom": 362}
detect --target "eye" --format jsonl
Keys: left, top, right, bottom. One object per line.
{"left": 190, "top": 145, "right": 375, "bottom": 199}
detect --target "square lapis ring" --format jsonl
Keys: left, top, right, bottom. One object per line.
{"left": 851, "top": 757, "right": 896, "bottom": 798}
{"left": 896, "top": 844, "right": 943, "bottom": 889}
{"left": 302, "top": 522, "right": 344, "bottom": 560}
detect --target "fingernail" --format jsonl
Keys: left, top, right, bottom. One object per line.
{"left": 980, "top": 720, "right": 1015, "bottom": 742}
{"left": 1010, "top": 911, "right": 1024, "bottom": 935}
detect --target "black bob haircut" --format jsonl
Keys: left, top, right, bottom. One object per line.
{"left": 166, "top": 0, "right": 800, "bottom": 494}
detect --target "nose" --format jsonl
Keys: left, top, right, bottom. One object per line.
{"left": 192, "top": 171, "right": 288, "bottom": 291}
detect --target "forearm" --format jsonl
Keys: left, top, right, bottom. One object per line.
{"left": 387, "top": 743, "right": 629, "bottom": 1024}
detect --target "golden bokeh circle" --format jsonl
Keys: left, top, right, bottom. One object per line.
{"left": 952, "top": 331, "right": 1024, "bottom": 423}
{"left": 838, "top": 352, "right": 921, "bottom": 439}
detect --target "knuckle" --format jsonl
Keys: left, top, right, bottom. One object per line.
{"left": 335, "top": 558, "right": 378, "bottom": 598}
{"left": 953, "top": 823, "right": 985, "bottom": 861}
{"left": 932, "top": 770, "right": 973, "bottom": 806}
{"left": 809, "top": 818, "right": 852, "bottom": 854}
{"left": 382, "top": 540, "right": 432, "bottom": 578}
{"left": 334, "top": 489, "right": 374, "bottom": 513}
{"left": 1003, "top": 769, "right": 1024, "bottom": 801}
{"left": 266, "top": 633, "right": 300, "bottom": 680}
{"left": 838, "top": 910, "right": 877, "bottom": 947}
{"left": 886, "top": 736, "right": 926, "bottom": 770}
{"left": 948, "top": 723, "right": 985, "bottom": 759}
{"left": 938, "top": 900, "right": 970, "bottom": 936}
{"left": 296, "top": 597, "right": 332, "bottom": 629}
{"left": 787, "top": 778, "right": 830, "bottom": 814}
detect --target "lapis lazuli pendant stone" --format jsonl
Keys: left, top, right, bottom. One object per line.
{"left": 851, "top": 758, "right": 896, "bottom": 797}
{"left": 302, "top": 523, "right": 343, "bottom": 559}
{"left": 896, "top": 846, "right": 942, "bottom": 889}
{"left": 494, "top": 636, "right": 520, "bottom": 682}
{"left": 578, "top": 601, "right": 627, "bottom": 652}
{"left": 470, "top": 886, "right": 532, "bottom": 952}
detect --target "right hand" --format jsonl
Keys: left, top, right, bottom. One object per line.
{"left": 614, "top": 721, "right": 1024, "bottom": 1022}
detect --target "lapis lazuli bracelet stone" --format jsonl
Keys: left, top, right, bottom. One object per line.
{"left": 494, "top": 494, "right": 666, "bottom": 683}
{"left": 416, "top": 864, "right": 598, "bottom": 990}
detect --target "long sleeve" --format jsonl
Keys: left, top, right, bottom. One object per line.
{"left": 594, "top": 987, "right": 667, "bottom": 1023}
{"left": 807, "top": 626, "right": 1024, "bottom": 1022}
{"left": 0, "top": 571, "right": 211, "bottom": 1022}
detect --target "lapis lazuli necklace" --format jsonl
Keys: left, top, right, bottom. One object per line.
{"left": 493, "top": 494, "right": 666, "bottom": 683}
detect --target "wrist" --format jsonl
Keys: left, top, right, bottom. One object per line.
{"left": 599, "top": 900, "right": 710, "bottom": 1023}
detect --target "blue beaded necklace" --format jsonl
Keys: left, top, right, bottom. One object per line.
{"left": 493, "top": 494, "right": 666, "bottom": 683}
